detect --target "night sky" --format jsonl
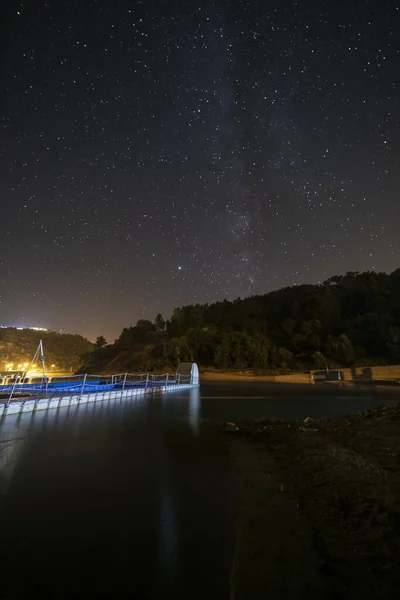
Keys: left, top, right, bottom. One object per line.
{"left": 1, "top": 1, "right": 399, "bottom": 341}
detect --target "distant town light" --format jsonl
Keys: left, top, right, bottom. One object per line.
{"left": 0, "top": 325, "right": 48, "bottom": 331}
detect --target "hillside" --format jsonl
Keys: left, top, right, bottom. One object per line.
{"left": 81, "top": 269, "right": 400, "bottom": 374}
{"left": 0, "top": 328, "right": 93, "bottom": 373}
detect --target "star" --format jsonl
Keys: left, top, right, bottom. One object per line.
{"left": 0, "top": 0, "right": 397, "bottom": 340}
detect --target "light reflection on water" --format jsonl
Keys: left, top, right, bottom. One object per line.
{"left": 188, "top": 386, "right": 200, "bottom": 435}
{"left": 0, "top": 389, "right": 232, "bottom": 598}
{"left": 0, "top": 381, "right": 399, "bottom": 598}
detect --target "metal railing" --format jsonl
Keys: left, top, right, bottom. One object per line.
{"left": 0, "top": 372, "right": 194, "bottom": 409}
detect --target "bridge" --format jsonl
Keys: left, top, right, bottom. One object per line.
{"left": 0, "top": 363, "right": 200, "bottom": 417}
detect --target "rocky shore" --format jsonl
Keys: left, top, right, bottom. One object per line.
{"left": 228, "top": 404, "right": 400, "bottom": 599}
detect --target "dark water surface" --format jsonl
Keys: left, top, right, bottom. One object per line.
{"left": 0, "top": 381, "right": 399, "bottom": 598}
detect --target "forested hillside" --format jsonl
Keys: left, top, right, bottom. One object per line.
{"left": 0, "top": 328, "right": 93, "bottom": 372}
{"left": 82, "top": 270, "right": 400, "bottom": 374}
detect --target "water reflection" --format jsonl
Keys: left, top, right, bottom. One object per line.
{"left": 188, "top": 386, "right": 200, "bottom": 435}
{"left": 158, "top": 472, "right": 178, "bottom": 573}
{"left": 0, "top": 382, "right": 399, "bottom": 598}
{"left": 0, "top": 409, "right": 38, "bottom": 493}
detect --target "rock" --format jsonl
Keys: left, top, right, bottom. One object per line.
{"left": 299, "top": 427, "right": 319, "bottom": 432}
{"left": 304, "top": 417, "right": 313, "bottom": 424}
{"left": 224, "top": 422, "right": 239, "bottom": 432}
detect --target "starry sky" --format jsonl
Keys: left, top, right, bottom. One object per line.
{"left": 1, "top": 0, "right": 399, "bottom": 341}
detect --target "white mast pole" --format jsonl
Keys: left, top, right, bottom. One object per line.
{"left": 39, "top": 339, "right": 49, "bottom": 396}
{"left": 39, "top": 339, "right": 46, "bottom": 378}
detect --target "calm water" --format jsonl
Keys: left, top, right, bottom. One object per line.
{"left": 0, "top": 381, "right": 399, "bottom": 598}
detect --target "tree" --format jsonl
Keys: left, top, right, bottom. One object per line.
{"left": 325, "top": 334, "right": 355, "bottom": 366}
{"left": 387, "top": 326, "right": 400, "bottom": 362}
{"left": 154, "top": 313, "right": 165, "bottom": 331}
{"left": 116, "top": 327, "right": 135, "bottom": 349}
{"left": 214, "top": 332, "right": 269, "bottom": 370}
{"left": 95, "top": 335, "right": 107, "bottom": 349}
{"left": 136, "top": 319, "right": 156, "bottom": 332}
{"left": 78, "top": 268, "right": 400, "bottom": 373}
{"left": 186, "top": 328, "right": 219, "bottom": 365}
{"left": 270, "top": 346, "right": 293, "bottom": 369}
{"left": 312, "top": 350, "right": 327, "bottom": 370}
{"left": 165, "top": 338, "right": 182, "bottom": 366}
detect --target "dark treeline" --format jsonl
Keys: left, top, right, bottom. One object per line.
{"left": 0, "top": 328, "right": 93, "bottom": 372}
{"left": 82, "top": 269, "right": 400, "bottom": 374}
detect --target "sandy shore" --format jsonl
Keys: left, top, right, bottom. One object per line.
{"left": 201, "top": 370, "right": 277, "bottom": 382}
{"left": 228, "top": 405, "right": 400, "bottom": 599}
{"left": 202, "top": 370, "right": 400, "bottom": 387}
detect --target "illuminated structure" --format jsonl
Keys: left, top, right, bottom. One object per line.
{"left": 176, "top": 362, "right": 200, "bottom": 385}
{"left": 0, "top": 326, "right": 48, "bottom": 331}
{"left": 0, "top": 363, "right": 200, "bottom": 417}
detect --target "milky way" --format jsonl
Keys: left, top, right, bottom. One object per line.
{"left": 1, "top": 0, "right": 399, "bottom": 340}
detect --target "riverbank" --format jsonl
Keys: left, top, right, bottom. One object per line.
{"left": 202, "top": 368, "right": 400, "bottom": 386}
{"left": 228, "top": 404, "right": 400, "bottom": 599}
{"left": 202, "top": 370, "right": 277, "bottom": 381}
